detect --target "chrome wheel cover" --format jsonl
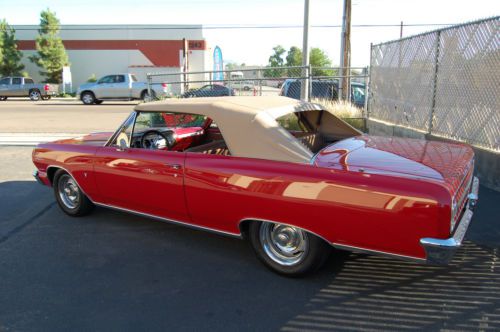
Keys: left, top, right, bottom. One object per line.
{"left": 82, "top": 94, "right": 94, "bottom": 104}
{"left": 30, "top": 91, "right": 40, "bottom": 100}
{"left": 58, "top": 174, "right": 80, "bottom": 209}
{"left": 259, "top": 223, "right": 308, "bottom": 266}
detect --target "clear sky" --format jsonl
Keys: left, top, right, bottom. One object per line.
{"left": 0, "top": 0, "right": 498, "bottom": 67}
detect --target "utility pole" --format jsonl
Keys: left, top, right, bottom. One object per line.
{"left": 300, "top": 0, "right": 310, "bottom": 101}
{"left": 182, "top": 38, "right": 189, "bottom": 92}
{"left": 400, "top": 21, "right": 403, "bottom": 38}
{"left": 338, "top": 0, "right": 351, "bottom": 101}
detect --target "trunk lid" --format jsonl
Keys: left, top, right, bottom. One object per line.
{"left": 313, "top": 135, "right": 474, "bottom": 194}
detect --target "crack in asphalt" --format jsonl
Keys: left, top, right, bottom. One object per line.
{"left": 0, "top": 201, "right": 56, "bottom": 245}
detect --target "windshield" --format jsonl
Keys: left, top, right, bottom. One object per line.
{"left": 134, "top": 112, "right": 209, "bottom": 133}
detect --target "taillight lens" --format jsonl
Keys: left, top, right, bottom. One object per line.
{"left": 44, "top": 84, "right": 50, "bottom": 91}
{"left": 161, "top": 83, "right": 168, "bottom": 88}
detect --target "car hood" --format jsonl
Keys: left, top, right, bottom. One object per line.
{"left": 53, "top": 132, "right": 113, "bottom": 146}
{"left": 77, "top": 82, "right": 97, "bottom": 91}
{"left": 313, "top": 135, "right": 474, "bottom": 192}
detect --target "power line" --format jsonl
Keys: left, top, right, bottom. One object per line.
{"left": 11, "top": 23, "right": 458, "bottom": 31}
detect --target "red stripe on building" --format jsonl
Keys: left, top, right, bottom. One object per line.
{"left": 17, "top": 40, "right": 206, "bottom": 67}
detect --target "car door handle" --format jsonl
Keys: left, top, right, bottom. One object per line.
{"left": 166, "top": 163, "right": 182, "bottom": 170}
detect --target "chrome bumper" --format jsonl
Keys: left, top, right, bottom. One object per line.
{"left": 33, "top": 170, "right": 44, "bottom": 185}
{"left": 420, "top": 176, "right": 479, "bottom": 265}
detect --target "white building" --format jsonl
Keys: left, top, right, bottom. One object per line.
{"left": 14, "top": 24, "right": 213, "bottom": 91}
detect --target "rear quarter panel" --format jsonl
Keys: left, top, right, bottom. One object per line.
{"left": 184, "top": 153, "right": 452, "bottom": 259}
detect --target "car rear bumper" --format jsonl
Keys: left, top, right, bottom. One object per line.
{"left": 420, "top": 176, "right": 479, "bottom": 265}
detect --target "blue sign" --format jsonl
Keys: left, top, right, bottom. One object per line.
{"left": 213, "top": 46, "right": 224, "bottom": 81}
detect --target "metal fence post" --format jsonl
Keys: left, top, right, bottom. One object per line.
{"left": 428, "top": 31, "right": 441, "bottom": 134}
{"left": 367, "top": 43, "right": 373, "bottom": 119}
{"left": 147, "top": 74, "right": 152, "bottom": 102}
{"left": 364, "top": 66, "right": 369, "bottom": 117}
{"left": 259, "top": 69, "right": 263, "bottom": 96}
{"left": 308, "top": 65, "right": 312, "bottom": 101}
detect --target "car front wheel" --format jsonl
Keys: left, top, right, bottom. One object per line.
{"left": 53, "top": 170, "right": 94, "bottom": 217}
{"left": 81, "top": 92, "right": 96, "bottom": 105}
{"left": 249, "top": 221, "right": 331, "bottom": 276}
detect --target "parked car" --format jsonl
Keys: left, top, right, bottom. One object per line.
{"left": 32, "top": 96, "right": 478, "bottom": 276}
{"left": 76, "top": 73, "right": 171, "bottom": 105}
{"left": 227, "top": 80, "right": 255, "bottom": 91}
{"left": 0, "top": 76, "right": 58, "bottom": 101}
{"left": 280, "top": 79, "right": 366, "bottom": 108}
{"left": 182, "top": 84, "right": 235, "bottom": 98}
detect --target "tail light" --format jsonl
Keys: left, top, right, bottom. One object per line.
{"left": 44, "top": 84, "right": 50, "bottom": 91}
{"left": 161, "top": 83, "right": 168, "bottom": 89}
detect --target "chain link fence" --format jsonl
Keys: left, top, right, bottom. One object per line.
{"left": 147, "top": 66, "right": 369, "bottom": 130}
{"left": 369, "top": 16, "right": 500, "bottom": 152}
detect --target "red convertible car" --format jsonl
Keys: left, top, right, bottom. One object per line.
{"left": 32, "top": 96, "right": 479, "bottom": 276}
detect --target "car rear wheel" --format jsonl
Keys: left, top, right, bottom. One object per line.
{"left": 29, "top": 90, "right": 41, "bottom": 101}
{"left": 249, "top": 221, "right": 331, "bottom": 276}
{"left": 53, "top": 170, "right": 94, "bottom": 217}
{"left": 81, "top": 92, "right": 96, "bottom": 105}
{"left": 0, "top": 96, "right": 7, "bottom": 101}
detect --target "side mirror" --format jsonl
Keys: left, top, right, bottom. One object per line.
{"left": 116, "top": 139, "right": 128, "bottom": 151}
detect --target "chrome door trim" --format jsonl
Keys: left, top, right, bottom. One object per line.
{"left": 94, "top": 202, "right": 243, "bottom": 239}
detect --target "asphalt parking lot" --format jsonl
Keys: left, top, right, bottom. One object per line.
{"left": 1, "top": 101, "right": 500, "bottom": 331}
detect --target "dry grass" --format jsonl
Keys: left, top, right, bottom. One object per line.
{"left": 311, "top": 98, "right": 363, "bottom": 118}
{"left": 311, "top": 98, "right": 366, "bottom": 131}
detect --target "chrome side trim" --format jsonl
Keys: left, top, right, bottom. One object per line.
{"left": 95, "top": 202, "right": 243, "bottom": 239}
{"left": 330, "top": 243, "right": 427, "bottom": 263}
{"left": 420, "top": 176, "right": 479, "bottom": 265}
{"left": 239, "top": 218, "right": 427, "bottom": 263}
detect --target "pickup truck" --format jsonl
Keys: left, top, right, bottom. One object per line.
{"left": 76, "top": 73, "right": 171, "bottom": 105}
{"left": 0, "top": 77, "right": 58, "bottom": 101}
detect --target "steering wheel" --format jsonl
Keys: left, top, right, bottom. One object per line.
{"left": 140, "top": 130, "right": 176, "bottom": 150}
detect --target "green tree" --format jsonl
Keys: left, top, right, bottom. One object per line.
{"left": 310, "top": 48, "right": 335, "bottom": 76}
{"left": 285, "top": 46, "right": 302, "bottom": 76}
{"left": 29, "top": 9, "right": 69, "bottom": 83}
{"left": 0, "top": 20, "right": 25, "bottom": 76}
{"left": 264, "top": 45, "right": 286, "bottom": 77}
{"left": 285, "top": 46, "right": 302, "bottom": 67}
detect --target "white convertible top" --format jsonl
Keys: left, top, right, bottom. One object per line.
{"left": 135, "top": 96, "right": 359, "bottom": 163}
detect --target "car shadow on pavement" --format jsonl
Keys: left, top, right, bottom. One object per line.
{"left": 0, "top": 180, "right": 499, "bottom": 331}
{"left": 282, "top": 243, "right": 500, "bottom": 331}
